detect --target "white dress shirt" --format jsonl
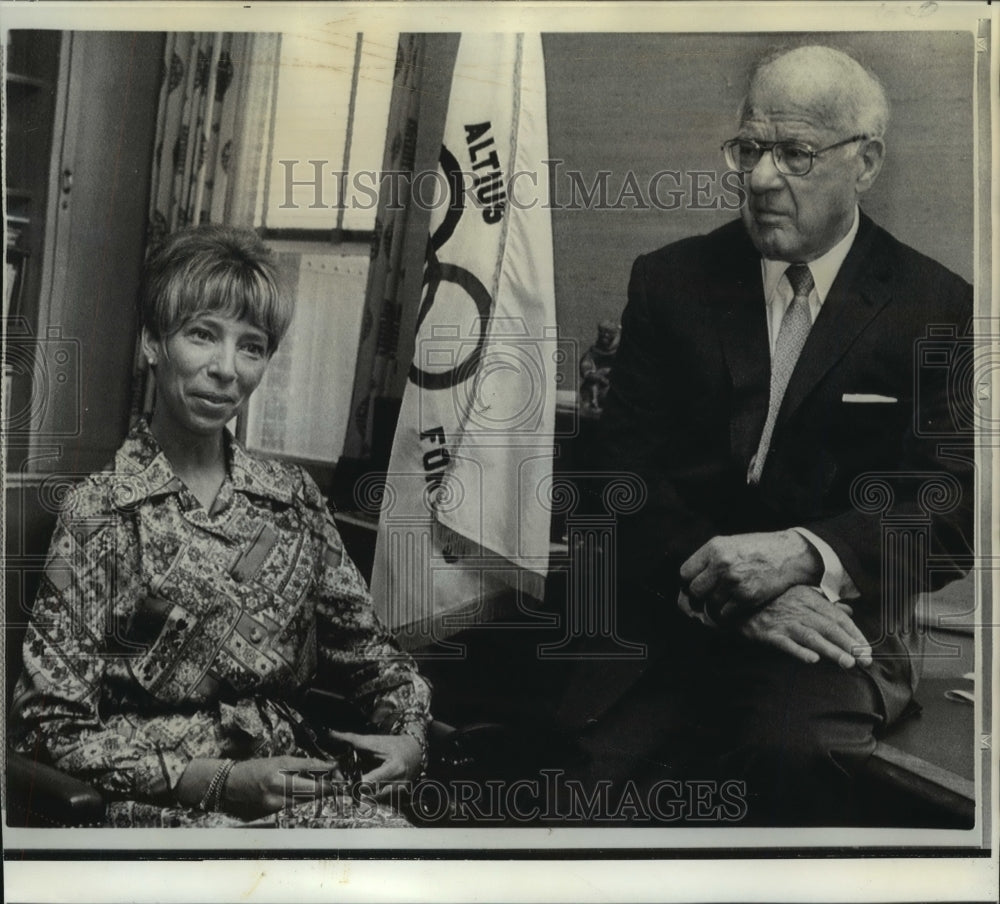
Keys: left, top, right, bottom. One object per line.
{"left": 758, "top": 206, "right": 861, "bottom": 602}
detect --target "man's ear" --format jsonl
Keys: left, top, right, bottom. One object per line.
{"left": 855, "top": 137, "right": 885, "bottom": 195}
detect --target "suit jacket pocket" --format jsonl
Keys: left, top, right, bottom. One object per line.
{"left": 833, "top": 396, "right": 909, "bottom": 468}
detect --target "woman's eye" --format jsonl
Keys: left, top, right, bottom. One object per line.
{"left": 189, "top": 327, "right": 215, "bottom": 341}
{"left": 241, "top": 342, "right": 267, "bottom": 359}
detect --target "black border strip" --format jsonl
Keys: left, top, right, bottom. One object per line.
{"left": 4, "top": 847, "right": 992, "bottom": 862}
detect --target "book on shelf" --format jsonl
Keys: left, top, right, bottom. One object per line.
{"left": 6, "top": 218, "right": 27, "bottom": 250}
{"left": 4, "top": 260, "right": 20, "bottom": 318}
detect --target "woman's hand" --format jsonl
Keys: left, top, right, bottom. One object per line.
{"left": 223, "top": 756, "right": 347, "bottom": 818}
{"left": 177, "top": 756, "right": 345, "bottom": 819}
{"left": 325, "top": 730, "right": 423, "bottom": 792}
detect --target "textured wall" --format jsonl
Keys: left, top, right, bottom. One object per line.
{"left": 543, "top": 32, "right": 976, "bottom": 380}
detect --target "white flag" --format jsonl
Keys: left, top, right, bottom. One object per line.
{"left": 372, "top": 34, "right": 557, "bottom": 647}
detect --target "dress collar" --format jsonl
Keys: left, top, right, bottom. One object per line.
{"left": 111, "top": 419, "right": 294, "bottom": 510}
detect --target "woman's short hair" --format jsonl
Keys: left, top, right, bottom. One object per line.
{"left": 140, "top": 225, "right": 293, "bottom": 354}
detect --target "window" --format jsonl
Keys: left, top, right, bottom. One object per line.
{"left": 262, "top": 31, "right": 397, "bottom": 233}
{"left": 243, "top": 31, "right": 397, "bottom": 466}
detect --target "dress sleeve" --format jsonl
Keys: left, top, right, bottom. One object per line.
{"left": 298, "top": 471, "right": 432, "bottom": 754}
{"left": 8, "top": 484, "right": 207, "bottom": 803}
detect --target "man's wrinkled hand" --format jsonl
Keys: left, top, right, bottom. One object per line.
{"left": 738, "top": 584, "right": 873, "bottom": 668}
{"left": 679, "top": 530, "right": 822, "bottom": 613}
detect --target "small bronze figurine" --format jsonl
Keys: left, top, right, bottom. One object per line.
{"left": 579, "top": 319, "right": 621, "bottom": 413}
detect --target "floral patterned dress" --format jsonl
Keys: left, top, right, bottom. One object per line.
{"left": 9, "top": 421, "right": 431, "bottom": 827}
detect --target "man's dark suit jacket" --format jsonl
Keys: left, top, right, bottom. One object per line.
{"left": 597, "top": 212, "right": 974, "bottom": 723}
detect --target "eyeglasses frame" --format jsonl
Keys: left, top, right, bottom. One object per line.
{"left": 721, "top": 134, "right": 870, "bottom": 177}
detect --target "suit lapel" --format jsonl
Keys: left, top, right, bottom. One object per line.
{"left": 778, "top": 214, "right": 893, "bottom": 425}
{"left": 710, "top": 224, "right": 771, "bottom": 466}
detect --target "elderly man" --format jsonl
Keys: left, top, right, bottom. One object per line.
{"left": 560, "top": 45, "right": 974, "bottom": 825}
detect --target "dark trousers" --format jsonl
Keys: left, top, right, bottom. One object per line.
{"left": 555, "top": 611, "right": 891, "bottom": 827}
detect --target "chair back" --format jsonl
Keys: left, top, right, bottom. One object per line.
{"left": 5, "top": 478, "right": 64, "bottom": 708}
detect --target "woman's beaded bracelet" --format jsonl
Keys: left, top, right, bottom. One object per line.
{"left": 197, "top": 759, "right": 236, "bottom": 813}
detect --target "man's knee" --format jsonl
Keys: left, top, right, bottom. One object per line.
{"left": 716, "top": 657, "right": 885, "bottom": 779}
{"left": 728, "top": 708, "right": 878, "bottom": 780}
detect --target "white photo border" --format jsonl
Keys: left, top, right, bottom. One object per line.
{"left": 1, "top": 1, "right": 997, "bottom": 901}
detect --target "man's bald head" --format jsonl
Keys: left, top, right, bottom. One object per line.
{"left": 740, "top": 45, "right": 890, "bottom": 140}
{"left": 732, "top": 44, "right": 889, "bottom": 262}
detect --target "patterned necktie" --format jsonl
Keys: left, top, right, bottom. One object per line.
{"left": 748, "top": 263, "right": 815, "bottom": 484}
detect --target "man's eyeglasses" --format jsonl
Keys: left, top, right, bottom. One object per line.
{"left": 721, "top": 135, "right": 868, "bottom": 177}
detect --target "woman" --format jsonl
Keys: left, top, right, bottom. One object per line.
{"left": 10, "top": 225, "right": 431, "bottom": 827}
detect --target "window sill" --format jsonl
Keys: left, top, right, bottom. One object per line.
{"left": 266, "top": 238, "right": 370, "bottom": 258}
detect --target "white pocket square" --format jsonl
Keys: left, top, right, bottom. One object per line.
{"left": 842, "top": 393, "right": 898, "bottom": 403}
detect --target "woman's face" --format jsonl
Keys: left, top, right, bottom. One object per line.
{"left": 143, "top": 313, "right": 271, "bottom": 439}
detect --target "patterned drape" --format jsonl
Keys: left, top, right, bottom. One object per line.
{"left": 147, "top": 32, "right": 280, "bottom": 244}
{"left": 132, "top": 32, "right": 281, "bottom": 420}
{"left": 342, "top": 34, "right": 458, "bottom": 461}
